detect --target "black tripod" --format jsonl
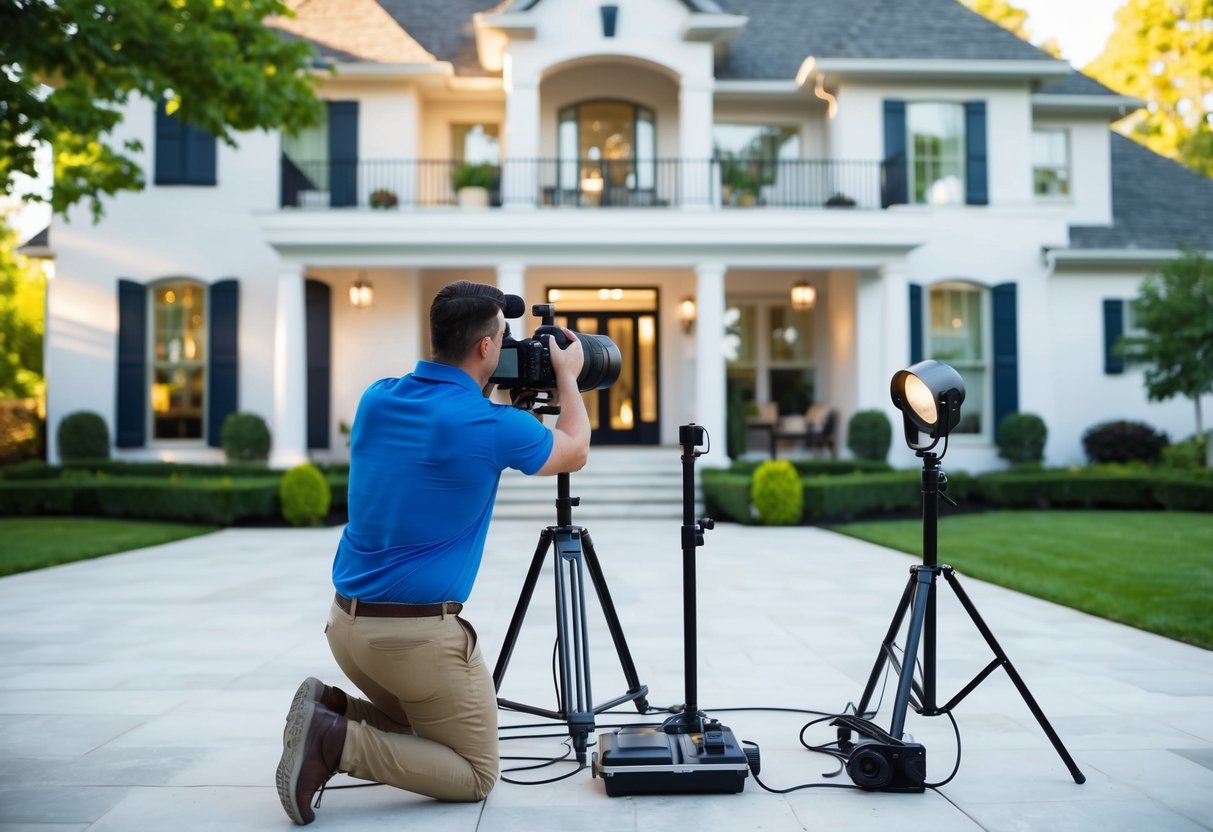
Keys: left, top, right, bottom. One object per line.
{"left": 492, "top": 470, "right": 649, "bottom": 762}
{"left": 851, "top": 450, "right": 1086, "bottom": 784}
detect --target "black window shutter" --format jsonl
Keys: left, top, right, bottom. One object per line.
{"left": 328, "top": 101, "right": 359, "bottom": 207}
{"left": 964, "top": 101, "right": 988, "bottom": 206}
{"left": 305, "top": 280, "right": 332, "bottom": 449}
{"left": 155, "top": 103, "right": 184, "bottom": 185}
{"left": 115, "top": 279, "right": 148, "bottom": 447}
{"left": 185, "top": 126, "right": 217, "bottom": 186}
{"left": 909, "top": 283, "right": 923, "bottom": 364}
{"left": 1103, "top": 299, "right": 1125, "bottom": 375}
{"left": 208, "top": 279, "right": 240, "bottom": 447}
{"left": 883, "top": 100, "right": 907, "bottom": 207}
{"left": 992, "top": 282, "right": 1019, "bottom": 433}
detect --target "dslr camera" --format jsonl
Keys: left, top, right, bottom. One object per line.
{"left": 491, "top": 303, "right": 622, "bottom": 393}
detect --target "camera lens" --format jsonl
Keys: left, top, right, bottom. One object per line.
{"left": 574, "top": 332, "right": 622, "bottom": 392}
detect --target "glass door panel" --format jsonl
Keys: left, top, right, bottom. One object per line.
{"left": 607, "top": 318, "right": 635, "bottom": 431}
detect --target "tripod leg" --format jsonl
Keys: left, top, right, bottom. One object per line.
{"left": 942, "top": 568, "right": 1087, "bottom": 785}
{"left": 854, "top": 572, "right": 916, "bottom": 720}
{"left": 493, "top": 528, "right": 554, "bottom": 692}
{"left": 889, "top": 567, "right": 935, "bottom": 740}
{"left": 552, "top": 529, "right": 595, "bottom": 759}
{"left": 581, "top": 531, "right": 650, "bottom": 713}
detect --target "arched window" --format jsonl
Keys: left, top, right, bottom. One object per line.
{"left": 150, "top": 279, "right": 207, "bottom": 440}
{"left": 558, "top": 101, "right": 656, "bottom": 204}
{"left": 927, "top": 281, "right": 987, "bottom": 435}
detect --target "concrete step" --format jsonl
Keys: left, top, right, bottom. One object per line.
{"left": 493, "top": 445, "right": 704, "bottom": 522}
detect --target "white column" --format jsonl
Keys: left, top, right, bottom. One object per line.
{"left": 679, "top": 83, "right": 715, "bottom": 209}
{"left": 270, "top": 264, "right": 308, "bottom": 468}
{"left": 694, "top": 263, "right": 727, "bottom": 465}
{"left": 496, "top": 262, "right": 527, "bottom": 314}
{"left": 502, "top": 68, "right": 540, "bottom": 208}
{"left": 880, "top": 260, "right": 911, "bottom": 381}
{"left": 854, "top": 269, "right": 888, "bottom": 413}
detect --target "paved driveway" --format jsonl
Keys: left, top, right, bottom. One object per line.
{"left": 1, "top": 519, "right": 1210, "bottom": 831}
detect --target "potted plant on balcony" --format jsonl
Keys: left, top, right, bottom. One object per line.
{"left": 725, "top": 165, "right": 758, "bottom": 207}
{"left": 825, "top": 192, "right": 857, "bottom": 208}
{"left": 370, "top": 188, "right": 398, "bottom": 209}
{"left": 453, "top": 162, "right": 495, "bottom": 208}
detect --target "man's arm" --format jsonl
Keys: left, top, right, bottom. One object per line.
{"left": 535, "top": 331, "right": 590, "bottom": 475}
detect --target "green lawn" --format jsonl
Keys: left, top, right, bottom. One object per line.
{"left": 0, "top": 517, "right": 219, "bottom": 577}
{"left": 828, "top": 511, "right": 1213, "bottom": 649}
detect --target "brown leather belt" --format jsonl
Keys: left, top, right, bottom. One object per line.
{"left": 335, "top": 593, "right": 463, "bottom": 618}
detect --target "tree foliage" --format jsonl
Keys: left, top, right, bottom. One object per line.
{"left": 1086, "top": 0, "right": 1213, "bottom": 178}
{"left": 0, "top": 219, "right": 46, "bottom": 399}
{"left": 1118, "top": 249, "right": 1213, "bottom": 441}
{"left": 0, "top": 0, "right": 325, "bottom": 219}
{"left": 960, "top": 0, "right": 1062, "bottom": 58}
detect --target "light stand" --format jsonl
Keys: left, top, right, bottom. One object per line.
{"left": 492, "top": 468, "right": 649, "bottom": 764}
{"left": 845, "top": 361, "right": 1086, "bottom": 786}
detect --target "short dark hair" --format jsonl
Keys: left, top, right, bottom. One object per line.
{"left": 430, "top": 280, "right": 505, "bottom": 363}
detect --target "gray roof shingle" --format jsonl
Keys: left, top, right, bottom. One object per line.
{"left": 713, "top": 0, "right": 1057, "bottom": 80}
{"left": 1069, "top": 133, "right": 1213, "bottom": 252}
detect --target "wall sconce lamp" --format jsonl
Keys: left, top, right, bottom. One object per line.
{"left": 790, "top": 282, "right": 816, "bottom": 310}
{"left": 349, "top": 273, "right": 374, "bottom": 309}
{"left": 678, "top": 297, "right": 697, "bottom": 334}
{"left": 890, "top": 359, "right": 966, "bottom": 453}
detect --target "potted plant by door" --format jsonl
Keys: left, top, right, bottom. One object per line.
{"left": 453, "top": 162, "right": 495, "bottom": 208}
{"left": 369, "top": 189, "right": 398, "bottom": 209}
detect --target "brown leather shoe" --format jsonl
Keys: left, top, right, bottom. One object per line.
{"left": 290, "top": 677, "right": 348, "bottom": 719}
{"left": 276, "top": 700, "right": 346, "bottom": 825}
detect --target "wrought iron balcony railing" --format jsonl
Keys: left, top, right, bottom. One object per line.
{"left": 280, "top": 157, "right": 896, "bottom": 211}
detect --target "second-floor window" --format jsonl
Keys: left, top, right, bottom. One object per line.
{"left": 909, "top": 103, "right": 965, "bottom": 205}
{"left": 558, "top": 101, "right": 655, "bottom": 199}
{"left": 452, "top": 123, "right": 500, "bottom": 164}
{"left": 713, "top": 125, "right": 801, "bottom": 205}
{"left": 1033, "top": 128, "right": 1071, "bottom": 198}
{"left": 155, "top": 102, "right": 216, "bottom": 186}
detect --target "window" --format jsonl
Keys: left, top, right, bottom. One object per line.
{"left": 713, "top": 125, "right": 801, "bottom": 204}
{"left": 1033, "top": 129, "right": 1070, "bottom": 197}
{"left": 155, "top": 102, "right": 217, "bottom": 186}
{"left": 283, "top": 107, "right": 330, "bottom": 193}
{"left": 725, "top": 301, "right": 815, "bottom": 415}
{"left": 908, "top": 103, "right": 965, "bottom": 205}
{"left": 452, "top": 123, "right": 500, "bottom": 164}
{"left": 151, "top": 280, "right": 207, "bottom": 440}
{"left": 557, "top": 101, "right": 656, "bottom": 200}
{"left": 928, "top": 282, "right": 987, "bottom": 434}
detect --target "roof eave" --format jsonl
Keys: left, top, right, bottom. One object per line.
{"left": 1031, "top": 93, "right": 1144, "bottom": 119}
{"left": 682, "top": 13, "right": 748, "bottom": 45}
{"left": 1046, "top": 247, "right": 1213, "bottom": 269}
{"left": 474, "top": 12, "right": 536, "bottom": 73}
{"left": 805, "top": 57, "right": 1073, "bottom": 84}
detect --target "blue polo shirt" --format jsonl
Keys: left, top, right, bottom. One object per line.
{"left": 332, "top": 360, "right": 554, "bottom": 603}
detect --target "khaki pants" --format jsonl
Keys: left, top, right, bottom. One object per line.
{"left": 324, "top": 600, "right": 499, "bottom": 801}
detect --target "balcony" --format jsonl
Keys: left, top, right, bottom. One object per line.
{"left": 280, "top": 157, "right": 897, "bottom": 211}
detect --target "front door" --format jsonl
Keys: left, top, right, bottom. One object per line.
{"left": 550, "top": 288, "right": 660, "bottom": 445}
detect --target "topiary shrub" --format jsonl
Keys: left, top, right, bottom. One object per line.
{"left": 751, "top": 459, "right": 803, "bottom": 525}
{"left": 996, "top": 412, "right": 1048, "bottom": 465}
{"left": 280, "top": 463, "right": 331, "bottom": 527}
{"left": 846, "top": 410, "right": 892, "bottom": 462}
{"left": 1082, "top": 420, "right": 1168, "bottom": 464}
{"left": 221, "top": 412, "right": 271, "bottom": 462}
{"left": 57, "top": 411, "right": 110, "bottom": 461}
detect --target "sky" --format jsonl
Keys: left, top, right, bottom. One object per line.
{"left": 5, "top": 0, "right": 1130, "bottom": 244}
{"left": 1014, "top": 0, "right": 1126, "bottom": 69}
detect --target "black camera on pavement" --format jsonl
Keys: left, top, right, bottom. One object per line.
{"left": 491, "top": 303, "right": 622, "bottom": 392}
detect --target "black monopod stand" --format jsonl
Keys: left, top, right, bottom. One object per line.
{"left": 492, "top": 467, "right": 650, "bottom": 764}
{"left": 848, "top": 450, "right": 1086, "bottom": 785}
{"left": 592, "top": 424, "right": 755, "bottom": 796}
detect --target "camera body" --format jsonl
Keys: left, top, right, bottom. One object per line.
{"left": 844, "top": 737, "right": 926, "bottom": 793}
{"left": 832, "top": 715, "right": 926, "bottom": 793}
{"left": 490, "top": 303, "right": 622, "bottom": 393}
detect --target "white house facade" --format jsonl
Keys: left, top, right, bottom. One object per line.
{"left": 40, "top": 0, "right": 1213, "bottom": 471}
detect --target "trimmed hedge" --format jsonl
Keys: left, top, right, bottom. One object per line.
{"left": 752, "top": 460, "right": 804, "bottom": 525}
{"left": 700, "top": 464, "right": 1207, "bottom": 525}
{"left": 727, "top": 459, "right": 892, "bottom": 476}
{"left": 0, "top": 476, "right": 280, "bottom": 524}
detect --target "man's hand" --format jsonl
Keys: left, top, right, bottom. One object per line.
{"left": 545, "top": 329, "right": 584, "bottom": 384}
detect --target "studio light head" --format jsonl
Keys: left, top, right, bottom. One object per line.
{"left": 890, "top": 360, "right": 965, "bottom": 453}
